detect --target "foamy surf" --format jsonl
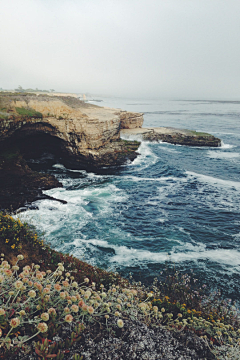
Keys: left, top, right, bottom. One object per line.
{"left": 220, "top": 142, "right": 235, "bottom": 149}
{"left": 207, "top": 150, "right": 240, "bottom": 160}
{"left": 186, "top": 171, "right": 240, "bottom": 190}
{"left": 129, "top": 142, "right": 159, "bottom": 170}
{"left": 68, "top": 238, "right": 240, "bottom": 271}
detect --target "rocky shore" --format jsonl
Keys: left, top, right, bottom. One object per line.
{"left": 121, "top": 127, "right": 221, "bottom": 147}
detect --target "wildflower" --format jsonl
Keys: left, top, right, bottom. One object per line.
{"left": 19, "top": 310, "right": 26, "bottom": 316}
{"left": 116, "top": 304, "right": 122, "bottom": 310}
{"left": 28, "top": 290, "right": 36, "bottom": 298}
{"left": 41, "top": 313, "right": 49, "bottom": 321}
{"left": 72, "top": 281, "right": 78, "bottom": 288}
{"left": 36, "top": 272, "right": 43, "bottom": 281}
{"left": 0, "top": 309, "right": 5, "bottom": 316}
{"left": 71, "top": 305, "right": 79, "bottom": 313}
{"left": 62, "top": 281, "right": 69, "bottom": 288}
{"left": 161, "top": 308, "right": 165, "bottom": 313}
{"left": 64, "top": 307, "right": 70, "bottom": 314}
{"left": 87, "top": 306, "right": 94, "bottom": 315}
{"left": 115, "top": 311, "right": 120, "bottom": 317}
{"left": 28, "top": 280, "right": 33, "bottom": 287}
{"left": 78, "top": 300, "right": 85, "bottom": 308}
{"left": 105, "top": 315, "right": 109, "bottom": 319}
{"left": 10, "top": 318, "right": 20, "bottom": 328}
{"left": 37, "top": 323, "right": 48, "bottom": 333}
{"left": 71, "top": 296, "right": 77, "bottom": 302}
{"left": 65, "top": 314, "right": 73, "bottom": 323}
{"left": 12, "top": 265, "right": 19, "bottom": 271}
{"left": 34, "top": 265, "right": 40, "bottom": 270}
{"left": 101, "top": 292, "right": 107, "bottom": 298}
{"left": 0, "top": 275, "right": 4, "bottom": 283}
{"left": 147, "top": 293, "right": 153, "bottom": 298}
{"left": 58, "top": 264, "right": 64, "bottom": 272}
{"left": 43, "top": 288, "right": 51, "bottom": 294}
{"left": 82, "top": 304, "right": 88, "bottom": 312}
{"left": 117, "top": 319, "right": 124, "bottom": 328}
{"left": 48, "top": 308, "right": 56, "bottom": 316}
{"left": 177, "top": 313, "right": 183, "bottom": 318}
{"left": 84, "top": 290, "right": 91, "bottom": 299}
{"left": 4, "top": 269, "right": 12, "bottom": 277}
{"left": 34, "top": 282, "right": 43, "bottom": 291}
{"left": 84, "top": 277, "right": 89, "bottom": 283}
{"left": 153, "top": 306, "right": 158, "bottom": 313}
{"left": 60, "top": 292, "right": 66, "bottom": 299}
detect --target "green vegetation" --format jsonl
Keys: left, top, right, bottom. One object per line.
{"left": 0, "top": 213, "right": 239, "bottom": 359}
{"left": 189, "top": 130, "right": 212, "bottom": 137}
{"left": 15, "top": 107, "right": 43, "bottom": 119}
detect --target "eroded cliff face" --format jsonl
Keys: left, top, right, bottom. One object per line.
{"left": 0, "top": 94, "right": 142, "bottom": 210}
{"left": 0, "top": 94, "right": 143, "bottom": 168}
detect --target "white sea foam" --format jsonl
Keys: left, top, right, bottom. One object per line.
{"left": 186, "top": 171, "right": 240, "bottom": 190}
{"left": 124, "top": 175, "right": 180, "bottom": 183}
{"left": 220, "top": 142, "right": 235, "bottom": 149}
{"left": 207, "top": 150, "right": 240, "bottom": 160}
{"left": 130, "top": 142, "right": 159, "bottom": 170}
{"left": 71, "top": 238, "right": 240, "bottom": 269}
{"left": 52, "top": 163, "right": 66, "bottom": 170}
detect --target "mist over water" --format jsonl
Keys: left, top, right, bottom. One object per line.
{"left": 18, "top": 98, "right": 240, "bottom": 300}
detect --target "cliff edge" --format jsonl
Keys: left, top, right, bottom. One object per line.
{"left": 0, "top": 93, "right": 143, "bottom": 210}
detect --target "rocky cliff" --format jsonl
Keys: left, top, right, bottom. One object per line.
{"left": 0, "top": 94, "right": 143, "bottom": 168}
{"left": 0, "top": 93, "right": 143, "bottom": 210}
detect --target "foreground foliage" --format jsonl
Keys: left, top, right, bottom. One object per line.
{"left": 0, "top": 213, "right": 240, "bottom": 359}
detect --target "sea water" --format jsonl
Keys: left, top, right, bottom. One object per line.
{"left": 18, "top": 98, "right": 240, "bottom": 300}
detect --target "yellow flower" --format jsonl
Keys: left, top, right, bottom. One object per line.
{"left": 11, "top": 244, "right": 16, "bottom": 249}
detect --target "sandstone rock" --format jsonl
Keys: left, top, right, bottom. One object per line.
{"left": 0, "top": 94, "right": 143, "bottom": 169}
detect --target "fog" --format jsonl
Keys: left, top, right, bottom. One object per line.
{"left": 1, "top": 0, "right": 240, "bottom": 99}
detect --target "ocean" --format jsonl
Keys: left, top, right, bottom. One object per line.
{"left": 18, "top": 98, "right": 240, "bottom": 301}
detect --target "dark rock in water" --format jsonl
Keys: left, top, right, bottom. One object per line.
{"left": 0, "top": 151, "right": 62, "bottom": 212}
{"left": 121, "top": 127, "right": 221, "bottom": 147}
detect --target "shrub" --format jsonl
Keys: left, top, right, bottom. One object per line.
{"left": 15, "top": 107, "right": 43, "bottom": 119}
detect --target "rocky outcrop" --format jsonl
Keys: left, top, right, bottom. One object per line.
{"left": 0, "top": 94, "right": 142, "bottom": 169}
{"left": 0, "top": 94, "right": 142, "bottom": 210}
{"left": 121, "top": 127, "right": 221, "bottom": 147}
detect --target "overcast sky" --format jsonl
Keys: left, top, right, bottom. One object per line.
{"left": 1, "top": 0, "right": 240, "bottom": 99}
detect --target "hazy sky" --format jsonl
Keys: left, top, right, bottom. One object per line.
{"left": 1, "top": 0, "right": 240, "bottom": 99}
